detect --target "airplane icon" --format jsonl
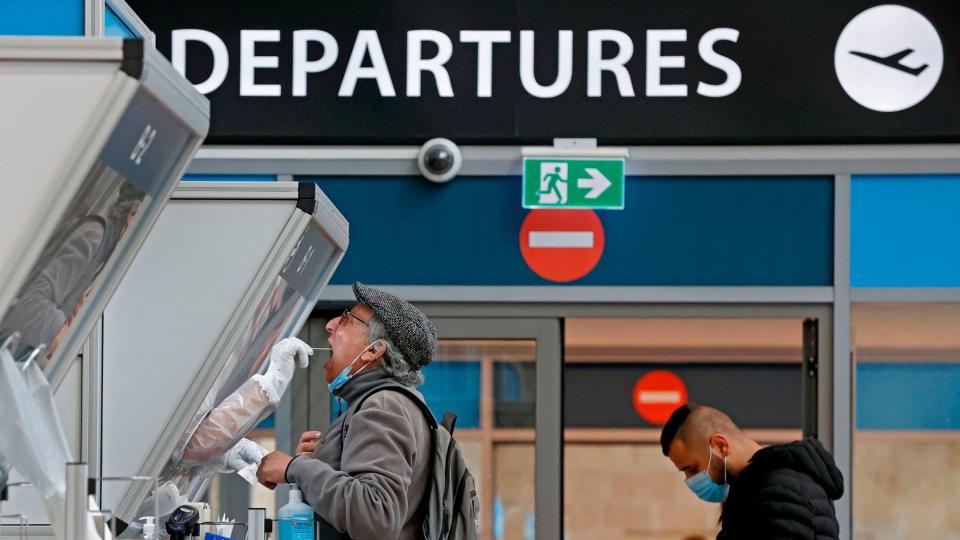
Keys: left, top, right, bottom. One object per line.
{"left": 849, "top": 48, "right": 928, "bottom": 76}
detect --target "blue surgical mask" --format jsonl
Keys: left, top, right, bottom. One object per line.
{"left": 685, "top": 446, "right": 729, "bottom": 503}
{"left": 327, "top": 340, "right": 380, "bottom": 394}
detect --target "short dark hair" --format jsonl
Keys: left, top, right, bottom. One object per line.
{"left": 660, "top": 403, "right": 699, "bottom": 456}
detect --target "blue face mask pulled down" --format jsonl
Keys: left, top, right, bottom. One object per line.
{"left": 685, "top": 447, "right": 730, "bottom": 503}
{"left": 328, "top": 340, "right": 381, "bottom": 394}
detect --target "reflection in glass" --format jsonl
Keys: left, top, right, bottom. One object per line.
{"left": 419, "top": 361, "right": 482, "bottom": 428}
{"left": 494, "top": 444, "right": 535, "bottom": 540}
{"left": 457, "top": 440, "right": 483, "bottom": 509}
{"left": 0, "top": 163, "right": 146, "bottom": 367}
{"left": 425, "top": 339, "right": 536, "bottom": 540}
{"left": 852, "top": 303, "right": 960, "bottom": 539}
{"left": 494, "top": 363, "right": 535, "bottom": 428}
{"left": 562, "top": 317, "right": 804, "bottom": 539}
{"left": 564, "top": 444, "right": 719, "bottom": 540}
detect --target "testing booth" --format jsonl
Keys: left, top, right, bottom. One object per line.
{"left": 0, "top": 35, "right": 209, "bottom": 537}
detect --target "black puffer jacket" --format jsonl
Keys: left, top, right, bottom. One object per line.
{"left": 717, "top": 438, "right": 844, "bottom": 540}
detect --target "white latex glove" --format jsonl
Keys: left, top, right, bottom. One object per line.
{"left": 139, "top": 482, "right": 187, "bottom": 520}
{"left": 253, "top": 337, "right": 312, "bottom": 403}
{"left": 214, "top": 438, "right": 268, "bottom": 473}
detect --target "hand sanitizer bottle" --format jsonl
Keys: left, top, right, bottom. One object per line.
{"left": 278, "top": 485, "right": 314, "bottom": 540}
{"left": 140, "top": 516, "right": 156, "bottom": 540}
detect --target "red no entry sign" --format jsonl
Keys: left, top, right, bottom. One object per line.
{"left": 633, "top": 370, "right": 688, "bottom": 425}
{"left": 519, "top": 209, "right": 605, "bottom": 282}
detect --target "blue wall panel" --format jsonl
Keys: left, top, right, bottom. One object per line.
{"left": 256, "top": 412, "right": 275, "bottom": 430}
{"left": 312, "top": 175, "right": 833, "bottom": 286}
{"left": 852, "top": 175, "right": 960, "bottom": 287}
{"left": 1, "top": 0, "right": 84, "bottom": 36}
{"left": 857, "top": 363, "right": 960, "bottom": 430}
{"left": 418, "top": 361, "right": 481, "bottom": 428}
{"left": 330, "top": 362, "right": 481, "bottom": 428}
{"left": 104, "top": 6, "right": 135, "bottom": 38}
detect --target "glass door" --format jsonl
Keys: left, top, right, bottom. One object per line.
{"left": 851, "top": 303, "right": 960, "bottom": 539}
{"left": 562, "top": 317, "right": 815, "bottom": 540}
{"left": 430, "top": 319, "right": 561, "bottom": 540}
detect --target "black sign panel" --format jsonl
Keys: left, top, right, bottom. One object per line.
{"left": 102, "top": 88, "right": 193, "bottom": 196}
{"left": 280, "top": 221, "right": 338, "bottom": 299}
{"left": 129, "top": 0, "right": 960, "bottom": 144}
{"left": 564, "top": 363, "right": 803, "bottom": 429}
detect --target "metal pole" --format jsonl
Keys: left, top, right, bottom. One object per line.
{"left": 1, "top": 514, "right": 29, "bottom": 540}
{"left": 833, "top": 174, "right": 853, "bottom": 540}
{"left": 246, "top": 508, "right": 266, "bottom": 540}
{"left": 65, "top": 463, "right": 88, "bottom": 540}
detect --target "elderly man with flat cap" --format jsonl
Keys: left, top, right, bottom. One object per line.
{"left": 257, "top": 282, "right": 438, "bottom": 540}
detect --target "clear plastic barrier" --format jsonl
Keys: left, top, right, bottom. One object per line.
{"left": 0, "top": 167, "right": 148, "bottom": 366}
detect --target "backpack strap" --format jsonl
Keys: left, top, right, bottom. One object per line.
{"left": 340, "top": 383, "right": 439, "bottom": 447}
{"left": 441, "top": 411, "right": 457, "bottom": 435}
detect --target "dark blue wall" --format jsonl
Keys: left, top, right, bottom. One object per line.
{"left": 309, "top": 175, "right": 834, "bottom": 286}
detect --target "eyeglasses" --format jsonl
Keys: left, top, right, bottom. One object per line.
{"left": 339, "top": 308, "right": 369, "bottom": 327}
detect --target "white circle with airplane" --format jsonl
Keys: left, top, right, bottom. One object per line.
{"left": 835, "top": 4, "right": 942, "bottom": 112}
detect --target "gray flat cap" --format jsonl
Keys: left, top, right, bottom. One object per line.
{"left": 353, "top": 282, "right": 438, "bottom": 370}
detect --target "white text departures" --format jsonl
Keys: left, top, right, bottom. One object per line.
{"left": 172, "top": 28, "right": 742, "bottom": 99}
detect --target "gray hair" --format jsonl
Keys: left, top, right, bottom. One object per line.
{"left": 368, "top": 316, "right": 424, "bottom": 386}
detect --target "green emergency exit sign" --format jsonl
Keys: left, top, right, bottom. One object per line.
{"left": 522, "top": 158, "right": 625, "bottom": 209}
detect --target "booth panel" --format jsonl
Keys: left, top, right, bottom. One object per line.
{"left": 101, "top": 200, "right": 293, "bottom": 507}
{"left": 0, "top": 36, "right": 209, "bottom": 535}
{"left": 0, "top": 62, "right": 119, "bottom": 271}
{"left": 2, "top": 87, "right": 195, "bottom": 374}
{"left": 99, "top": 183, "right": 348, "bottom": 524}
{"left": 0, "top": 39, "right": 210, "bottom": 394}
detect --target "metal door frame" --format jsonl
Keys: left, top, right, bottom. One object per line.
{"left": 429, "top": 317, "right": 562, "bottom": 540}
{"left": 418, "top": 303, "right": 832, "bottom": 540}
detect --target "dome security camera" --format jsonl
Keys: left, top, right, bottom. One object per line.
{"left": 417, "top": 138, "right": 462, "bottom": 183}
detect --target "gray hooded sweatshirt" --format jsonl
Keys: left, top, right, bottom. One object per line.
{"left": 285, "top": 371, "right": 432, "bottom": 540}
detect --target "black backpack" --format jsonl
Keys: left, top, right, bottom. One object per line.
{"left": 343, "top": 383, "right": 480, "bottom": 540}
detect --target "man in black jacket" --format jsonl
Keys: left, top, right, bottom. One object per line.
{"left": 660, "top": 403, "right": 845, "bottom": 539}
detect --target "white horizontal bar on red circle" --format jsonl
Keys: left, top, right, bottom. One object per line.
{"left": 528, "top": 231, "right": 594, "bottom": 248}
{"left": 637, "top": 390, "right": 682, "bottom": 404}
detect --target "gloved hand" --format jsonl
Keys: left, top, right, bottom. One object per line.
{"left": 149, "top": 482, "right": 188, "bottom": 516}
{"left": 252, "top": 337, "right": 312, "bottom": 403}
{"left": 214, "top": 438, "right": 268, "bottom": 473}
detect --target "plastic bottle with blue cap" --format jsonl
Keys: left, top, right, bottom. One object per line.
{"left": 278, "top": 485, "right": 314, "bottom": 540}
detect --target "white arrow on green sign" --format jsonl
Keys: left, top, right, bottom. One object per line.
{"left": 523, "top": 158, "right": 625, "bottom": 209}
